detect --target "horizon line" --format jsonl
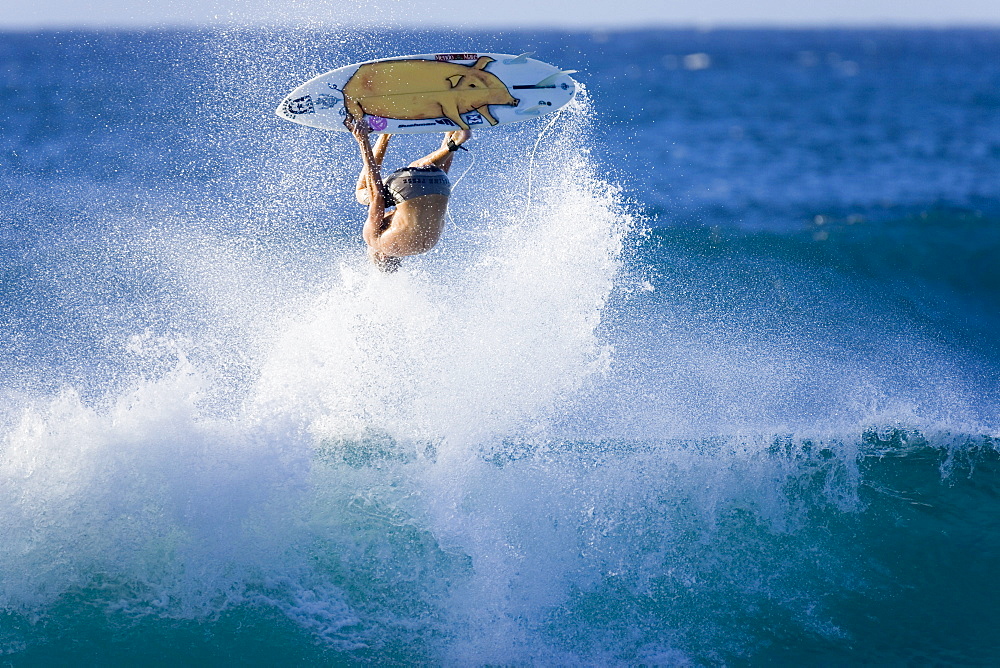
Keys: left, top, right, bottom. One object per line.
{"left": 3, "top": 20, "right": 1000, "bottom": 32}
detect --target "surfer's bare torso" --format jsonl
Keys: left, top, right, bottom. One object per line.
{"left": 350, "top": 118, "right": 470, "bottom": 271}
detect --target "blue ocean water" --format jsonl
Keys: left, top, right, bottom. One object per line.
{"left": 1, "top": 26, "right": 999, "bottom": 664}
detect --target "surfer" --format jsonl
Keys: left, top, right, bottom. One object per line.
{"left": 349, "top": 117, "right": 470, "bottom": 272}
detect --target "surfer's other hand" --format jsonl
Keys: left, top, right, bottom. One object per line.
{"left": 442, "top": 129, "right": 471, "bottom": 149}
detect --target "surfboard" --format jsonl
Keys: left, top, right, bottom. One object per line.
{"left": 276, "top": 52, "right": 577, "bottom": 134}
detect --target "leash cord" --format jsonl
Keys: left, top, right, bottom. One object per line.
{"left": 525, "top": 105, "right": 568, "bottom": 210}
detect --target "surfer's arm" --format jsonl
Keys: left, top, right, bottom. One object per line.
{"left": 409, "top": 130, "right": 471, "bottom": 172}
{"left": 354, "top": 133, "right": 390, "bottom": 196}
{"left": 352, "top": 124, "right": 388, "bottom": 244}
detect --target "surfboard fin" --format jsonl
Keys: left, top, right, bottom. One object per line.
{"left": 534, "top": 70, "right": 578, "bottom": 87}
{"left": 503, "top": 52, "right": 534, "bottom": 65}
{"left": 516, "top": 105, "right": 545, "bottom": 116}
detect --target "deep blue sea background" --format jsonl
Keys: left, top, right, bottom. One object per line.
{"left": 1, "top": 27, "right": 999, "bottom": 664}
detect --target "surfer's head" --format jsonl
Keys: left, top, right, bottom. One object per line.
{"left": 368, "top": 247, "right": 401, "bottom": 273}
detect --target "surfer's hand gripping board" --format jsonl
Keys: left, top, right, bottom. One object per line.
{"left": 277, "top": 52, "right": 577, "bottom": 134}
{"left": 344, "top": 114, "right": 370, "bottom": 139}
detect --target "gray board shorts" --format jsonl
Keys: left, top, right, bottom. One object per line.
{"left": 383, "top": 166, "right": 451, "bottom": 206}
{"left": 357, "top": 166, "right": 451, "bottom": 207}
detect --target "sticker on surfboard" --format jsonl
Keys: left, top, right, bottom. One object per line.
{"left": 276, "top": 52, "right": 578, "bottom": 134}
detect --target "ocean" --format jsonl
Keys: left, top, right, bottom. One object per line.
{"left": 1, "top": 26, "right": 999, "bottom": 665}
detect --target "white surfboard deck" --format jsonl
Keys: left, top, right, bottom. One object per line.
{"left": 276, "top": 52, "right": 577, "bottom": 134}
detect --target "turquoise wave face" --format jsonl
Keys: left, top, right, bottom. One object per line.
{"left": 1, "top": 27, "right": 999, "bottom": 664}
{"left": 2, "top": 430, "right": 998, "bottom": 664}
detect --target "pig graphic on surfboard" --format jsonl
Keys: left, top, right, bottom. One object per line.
{"left": 277, "top": 52, "right": 578, "bottom": 134}
{"left": 341, "top": 56, "right": 518, "bottom": 131}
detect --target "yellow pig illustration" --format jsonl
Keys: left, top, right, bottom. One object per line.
{"left": 342, "top": 56, "right": 519, "bottom": 130}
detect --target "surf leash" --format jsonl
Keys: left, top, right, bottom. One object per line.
{"left": 526, "top": 103, "right": 569, "bottom": 209}
{"left": 446, "top": 142, "right": 477, "bottom": 232}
